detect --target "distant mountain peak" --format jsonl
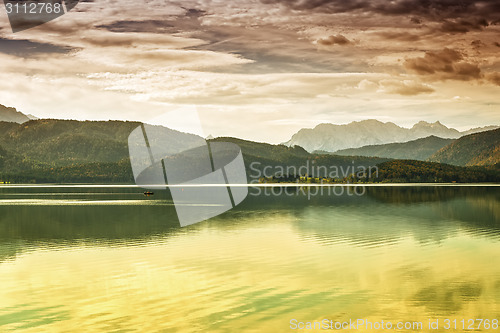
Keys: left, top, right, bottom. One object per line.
{"left": 0, "top": 104, "right": 30, "bottom": 124}
{"left": 357, "top": 119, "right": 383, "bottom": 124}
{"left": 412, "top": 120, "right": 447, "bottom": 129}
{"left": 285, "top": 120, "right": 496, "bottom": 152}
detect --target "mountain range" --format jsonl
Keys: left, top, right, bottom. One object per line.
{"left": 284, "top": 119, "right": 499, "bottom": 153}
{"left": 0, "top": 118, "right": 497, "bottom": 184}
{"left": 0, "top": 103, "right": 498, "bottom": 183}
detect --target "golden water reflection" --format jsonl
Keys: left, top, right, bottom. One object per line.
{"left": 0, "top": 186, "right": 499, "bottom": 332}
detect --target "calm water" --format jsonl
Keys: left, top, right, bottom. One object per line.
{"left": 0, "top": 185, "right": 499, "bottom": 332}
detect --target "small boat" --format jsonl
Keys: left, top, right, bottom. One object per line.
{"left": 143, "top": 191, "right": 154, "bottom": 196}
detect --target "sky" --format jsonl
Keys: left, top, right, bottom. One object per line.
{"left": 0, "top": 0, "right": 499, "bottom": 143}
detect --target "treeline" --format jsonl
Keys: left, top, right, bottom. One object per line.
{"left": 0, "top": 159, "right": 134, "bottom": 184}
{"left": 0, "top": 119, "right": 144, "bottom": 183}
{"left": 0, "top": 120, "right": 498, "bottom": 184}
{"left": 352, "top": 160, "right": 500, "bottom": 183}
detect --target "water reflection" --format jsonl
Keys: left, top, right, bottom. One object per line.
{"left": 0, "top": 185, "right": 498, "bottom": 332}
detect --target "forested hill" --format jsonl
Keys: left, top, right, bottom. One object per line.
{"left": 428, "top": 128, "right": 500, "bottom": 166}
{"left": 0, "top": 120, "right": 498, "bottom": 183}
{"left": 352, "top": 160, "right": 499, "bottom": 183}
{"left": 0, "top": 119, "right": 200, "bottom": 183}
{"left": 1, "top": 119, "right": 140, "bottom": 166}
{"left": 0, "top": 120, "right": 389, "bottom": 183}
{"left": 333, "top": 136, "right": 454, "bottom": 161}
{"left": 209, "top": 137, "right": 390, "bottom": 178}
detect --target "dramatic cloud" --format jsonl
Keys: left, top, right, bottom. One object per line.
{"left": 0, "top": 0, "right": 498, "bottom": 142}
{"left": 258, "top": 0, "right": 500, "bottom": 23}
{"left": 404, "top": 48, "right": 482, "bottom": 81}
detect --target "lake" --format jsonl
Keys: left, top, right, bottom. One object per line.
{"left": 0, "top": 185, "right": 499, "bottom": 332}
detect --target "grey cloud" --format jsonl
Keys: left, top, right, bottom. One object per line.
{"left": 453, "top": 62, "right": 481, "bottom": 79}
{"left": 187, "top": 25, "right": 364, "bottom": 74}
{"left": 96, "top": 8, "right": 205, "bottom": 34}
{"left": 440, "top": 18, "right": 488, "bottom": 33}
{"left": 317, "top": 34, "right": 352, "bottom": 46}
{"left": 410, "top": 17, "right": 422, "bottom": 24}
{"left": 0, "top": 37, "right": 73, "bottom": 57}
{"left": 181, "top": 8, "right": 207, "bottom": 18}
{"left": 95, "top": 16, "right": 359, "bottom": 74}
{"left": 259, "top": 0, "right": 369, "bottom": 13}
{"left": 405, "top": 48, "right": 462, "bottom": 74}
{"left": 96, "top": 20, "right": 176, "bottom": 33}
{"left": 487, "top": 72, "right": 500, "bottom": 86}
{"left": 81, "top": 36, "right": 135, "bottom": 47}
{"left": 258, "top": 0, "right": 500, "bottom": 27}
{"left": 470, "top": 40, "right": 484, "bottom": 48}
{"left": 404, "top": 48, "right": 482, "bottom": 81}
{"left": 376, "top": 31, "right": 420, "bottom": 42}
